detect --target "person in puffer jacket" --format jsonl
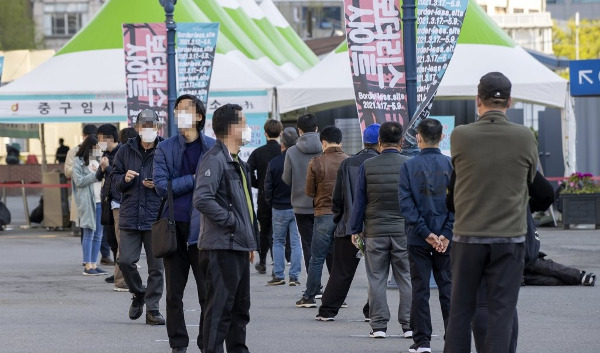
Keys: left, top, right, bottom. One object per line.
{"left": 153, "top": 94, "right": 215, "bottom": 352}
{"left": 112, "top": 109, "right": 165, "bottom": 326}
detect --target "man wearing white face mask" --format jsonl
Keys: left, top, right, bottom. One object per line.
{"left": 153, "top": 94, "right": 216, "bottom": 353}
{"left": 112, "top": 109, "right": 165, "bottom": 326}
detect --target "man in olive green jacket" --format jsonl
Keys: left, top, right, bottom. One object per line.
{"left": 444, "top": 72, "right": 538, "bottom": 353}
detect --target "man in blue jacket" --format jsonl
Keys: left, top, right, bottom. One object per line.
{"left": 112, "top": 109, "right": 165, "bottom": 326}
{"left": 399, "top": 118, "right": 453, "bottom": 353}
{"left": 193, "top": 103, "right": 259, "bottom": 353}
{"left": 153, "top": 94, "right": 216, "bottom": 353}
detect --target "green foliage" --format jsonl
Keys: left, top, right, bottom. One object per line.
{"left": 0, "top": 0, "right": 38, "bottom": 50}
{"left": 553, "top": 19, "right": 600, "bottom": 60}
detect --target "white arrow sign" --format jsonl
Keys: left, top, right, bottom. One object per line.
{"left": 579, "top": 69, "right": 594, "bottom": 84}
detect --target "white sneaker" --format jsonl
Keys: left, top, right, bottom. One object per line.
{"left": 315, "top": 315, "right": 334, "bottom": 321}
{"left": 370, "top": 331, "right": 386, "bottom": 338}
{"left": 113, "top": 287, "right": 129, "bottom": 292}
{"left": 403, "top": 330, "right": 413, "bottom": 338}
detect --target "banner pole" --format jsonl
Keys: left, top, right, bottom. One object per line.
{"left": 162, "top": 0, "right": 178, "bottom": 138}
{"left": 402, "top": 0, "right": 417, "bottom": 132}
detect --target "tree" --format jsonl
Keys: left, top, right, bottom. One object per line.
{"left": 553, "top": 19, "right": 600, "bottom": 60}
{"left": 0, "top": 0, "right": 38, "bottom": 50}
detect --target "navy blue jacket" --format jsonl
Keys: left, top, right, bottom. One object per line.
{"left": 153, "top": 133, "right": 215, "bottom": 245}
{"left": 332, "top": 148, "right": 379, "bottom": 237}
{"left": 398, "top": 148, "right": 454, "bottom": 247}
{"left": 112, "top": 136, "right": 164, "bottom": 231}
{"left": 264, "top": 150, "right": 292, "bottom": 210}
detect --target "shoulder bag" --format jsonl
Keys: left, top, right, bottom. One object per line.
{"left": 151, "top": 180, "right": 177, "bottom": 258}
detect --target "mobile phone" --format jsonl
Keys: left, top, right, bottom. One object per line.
{"left": 144, "top": 178, "right": 153, "bottom": 182}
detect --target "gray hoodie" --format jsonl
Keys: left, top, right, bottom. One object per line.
{"left": 282, "top": 132, "right": 323, "bottom": 214}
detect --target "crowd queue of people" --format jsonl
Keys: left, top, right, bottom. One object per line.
{"left": 64, "top": 72, "right": 595, "bottom": 353}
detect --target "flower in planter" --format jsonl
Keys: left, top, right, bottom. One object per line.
{"left": 559, "top": 172, "right": 600, "bottom": 194}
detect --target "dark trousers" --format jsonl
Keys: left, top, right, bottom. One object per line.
{"left": 294, "top": 213, "right": 332, "bottom": 274}
{"left": 164, "top": 222, "right": 205, "bottom": 349}
{"left": 199, "top": 250, "right": 250, "bottom": 353}
{"left": 318, "top": 236, "right": 361, "bottom": 318}
{"left": 408, "top": 245, "right": 451, "bottom": 346}
{"left": 472, "top": 280, "right": 518, "bottom": 353}
{"left": 118, "top": 229, "right": 164, "bottom": 311}
{"left": 100, "top": 227, "right": 111, "bottom": 258}
{"left": 105, "top": 222, "right": 118, "bottom": 259}
{"left": 444, "top": 242, "right": 524, "bottom": 353}
{"left": 524, "top": 257, "right": 582, "bottom": 285}
{"left": 295, "top": 213, "right": 314, "bottom": 272}
{"left": 257, "top": 211, "right": 273, "bottom": 264}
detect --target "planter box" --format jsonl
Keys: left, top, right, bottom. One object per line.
{"left": 561, "top": 193, "right": 600, "bottom": 229}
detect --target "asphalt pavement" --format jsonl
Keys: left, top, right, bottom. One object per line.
{"left": 0, "top": 197, "right": 598, "bottom": 353}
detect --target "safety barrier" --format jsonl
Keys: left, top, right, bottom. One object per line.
{"left": 0, "top": 181, "right": 71, "bottom": 229}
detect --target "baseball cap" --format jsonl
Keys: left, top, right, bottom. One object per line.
{"left": 363, "top": 123, "right": 381, "bottom": 144}
{"left": 135, "top": 109, "right": 160, "bottom": 125}
{"left": 282, "top": 127, "right": 299, "bottom": 148}
{"left": 478, "top": 72, "right": 511, "bottom": 100}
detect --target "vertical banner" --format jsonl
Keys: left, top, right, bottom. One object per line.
{"left": 176, "top": 23, "right": 219, "bottom": 105}
{"left": 432, "top": 115, "right": 454, "bottom": 157}
{"left": 122, "top": 23, "right": 168, "bottom": 134}
{"left": 402, "top": 0, "right": 467, "bottom": 149}
{"left": 343, "top": 0, "right": 408, "bottom": 132}
{"left": 0, "top": 56, "right": 4, "bottom": 83}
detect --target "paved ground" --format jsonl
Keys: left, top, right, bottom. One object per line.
{"left": 0, "top": 196, "right": 598, "bottom": 352}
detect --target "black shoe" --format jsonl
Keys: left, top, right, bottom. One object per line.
{"left": 255, "top": 262, "right": 267, "bottom": 274}
{"left": 172, "top": 348, "right": 187, "bottom": 353}
{"left": 104, "top": 275, "right": 115, "bottom": 283}
{"left": 295, "top": 296, "right": 317, "bottom": 308}
{"left": 129, "top": 293, "right": 145, "bottom": 320}
{"left": 267, "top": 277, "right": 285, "bottom": 285}
{"left": 146, "top": 310, "right": 165, "bottom": 325}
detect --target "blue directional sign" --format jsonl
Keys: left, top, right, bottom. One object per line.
{"left": 570, "top": 59, "right": 600, "bottom": 96}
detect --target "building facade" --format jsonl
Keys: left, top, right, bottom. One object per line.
{"left": 476, "top": 0, "right": 554, "bottom": 54}
{"left": 546, "top": 0, "right": 600, "bottom": 20}
{"left": 31, "top": 0, "right": 104, "bottom": 51}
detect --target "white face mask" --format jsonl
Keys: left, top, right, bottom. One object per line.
{"left": 98, "top": 142, "right": 108, "bottom": 151}
{"left": 176, "top": 112, "right": 194, "bottom": 129}
{"left": 140, "top": 128, "right": 157, "bottom": 143}
{"left": 241, "top": 126, "right": 252, "bottom": 145}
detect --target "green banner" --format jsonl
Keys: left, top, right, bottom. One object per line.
{"left": 0, "top": 124, "right": 40, "bottom": 138}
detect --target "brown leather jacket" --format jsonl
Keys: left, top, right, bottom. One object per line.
{"left": 305, "top": 146, "right": 348, "bottom": 216}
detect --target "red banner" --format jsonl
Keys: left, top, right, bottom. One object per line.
{"left": 343, "top": 0, "right": 408, "bottom": 133}
{"left": 122, "top": 23, "right": 168, "bottom": 132}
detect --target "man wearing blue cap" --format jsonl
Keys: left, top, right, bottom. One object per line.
{"left": 316, "top": 124, "right": 380, "bottom": 321}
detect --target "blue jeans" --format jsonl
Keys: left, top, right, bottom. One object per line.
{"left": 305, "top": 214, "right": 335, "bottom": 298}
{"left": 272, "top": 208, "right": 302, "bottom": 280}
{"left": 82, "top": 203, "right": 103, "bottom": 263}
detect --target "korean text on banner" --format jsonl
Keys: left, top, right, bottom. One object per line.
{"left": 122, "top": 23, "right": 168, "bottom": 129}
{"left": 402, "top": 0, "right": 467, "bottom": 149}
{"left": 343, "top": 0, "right": 408, "bottom": 133}
{"left": 176, "top": 23, "right": 219, "bottom": 105}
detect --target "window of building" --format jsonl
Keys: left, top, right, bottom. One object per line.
{"left": 43, "top": 3, "right": 88, "bottom": 37}
{"left": 513, "top": 8, "right": 524, "bottom": 13}
{"left": 495, "top": 6, "right": 507, "bottom": 14}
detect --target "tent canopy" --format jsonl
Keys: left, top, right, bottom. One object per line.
{"left": 277, "top": 1, "right": 567, "bottom": 114}
{"left": 0, "top": 0, "right": 315, "bottom": 123}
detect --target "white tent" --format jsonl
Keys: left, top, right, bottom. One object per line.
{"left": 278, "top": 44, "right": 568, "bottom": 114}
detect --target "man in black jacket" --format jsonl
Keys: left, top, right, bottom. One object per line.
{"left": 247, "top": 119, "right": 283, "bottom": 274}
{"left": 316, "top": 123, "right": 380, "bottom": 321}
{"left": 194, "top": 104, "right": 259, "bottom": 353}
{"left": 112, "top": 109, "right": 164, "bottom": 326}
